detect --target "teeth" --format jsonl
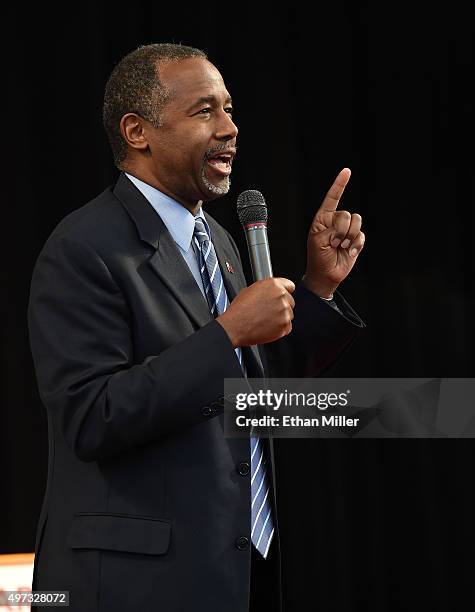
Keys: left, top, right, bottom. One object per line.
{"left": 209, "top": 157, "right": 230, "bottom": 164}
{"left": 209, "top": 154, "right": 231, "bottom": 161}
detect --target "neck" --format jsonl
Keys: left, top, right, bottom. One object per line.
{"left": 123, "top": 165, "right": 202, "bottom": 216}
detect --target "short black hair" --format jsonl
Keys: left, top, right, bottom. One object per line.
{"left": 103, "top": 43, "right": 207, "bottom": 168}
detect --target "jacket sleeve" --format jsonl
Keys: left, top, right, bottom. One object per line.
{"left": 27, "top": 232, "right": 243, "bottom": 463}
{"left": 259, "top": 281, "right": 366, "bottom": 378}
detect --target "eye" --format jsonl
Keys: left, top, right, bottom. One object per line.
{"left": 198, "top": 108, "right": 212, "bottom": 115}
{"left": 225, "top": 107, "right": 234, "bottom": 116}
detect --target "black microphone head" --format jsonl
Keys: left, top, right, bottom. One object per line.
{"left": 236, "top": 190, "right": 268, "bottom": 226}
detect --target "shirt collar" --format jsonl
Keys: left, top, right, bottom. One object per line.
{"left": 125, "top": 172, "right": 207, "bottom": 252}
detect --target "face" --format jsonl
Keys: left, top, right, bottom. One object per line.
{"left": 129, "top": 57, "right": 238, "bottom": 211}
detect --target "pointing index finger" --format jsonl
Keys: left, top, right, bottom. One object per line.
{"left": 318, "top": 167, "right": 351, "bottom": 213}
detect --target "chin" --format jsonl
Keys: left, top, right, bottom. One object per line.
{"left": 201, "top": 173, "right": 231, "bottom": 199}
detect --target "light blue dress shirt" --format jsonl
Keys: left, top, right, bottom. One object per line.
{"left": 125, "top": 173, "right": 210, "bottom": 298}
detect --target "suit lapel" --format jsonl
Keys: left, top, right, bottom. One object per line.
{"left": 114, "top": 173, "right": 212, "bottom": 329}
{"left": 204, "top": 214, "right": 244, "bottom": 303}
{"left": 148, "top": 235, "right": 214, "bottom": 329}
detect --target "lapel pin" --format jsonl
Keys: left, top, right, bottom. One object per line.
{"left": 225, "top": 261, "right": 234, "bottom": 274}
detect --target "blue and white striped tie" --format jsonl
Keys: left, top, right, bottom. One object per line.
{"left": 193, "top": 216, "right": 275, "bottom": 559}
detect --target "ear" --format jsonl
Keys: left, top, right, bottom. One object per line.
{"left": 120, "top": 113, "right": 150, "bottom": 153}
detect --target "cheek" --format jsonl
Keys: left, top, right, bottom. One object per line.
{"left": 154, "top": 143, "right": 187, "bottom": 171}
{"left": 184, "top": 123, "right": 208, "bottom": 150}
{"left": 155, "top": 124, "right": 208, "bottom": 174}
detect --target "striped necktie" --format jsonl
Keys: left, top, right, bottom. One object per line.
{"left": 193, "top": 216, "right": 275, "bottom": 559}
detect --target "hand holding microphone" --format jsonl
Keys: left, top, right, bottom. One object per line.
{"left": 217, "top": 277, "right": 295, "bottom": 348}
{"left": 217, "top": 189, "right": 296, "bottom": 347}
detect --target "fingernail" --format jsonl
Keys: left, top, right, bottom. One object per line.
{"left": 331, "top": 238, "right": 341, "bottom": 248}
{"left": 341, "top": 239, "right": 350, "bottom": 249}
{"left": 350, "top": 248, "right": 358, "bottom": 257}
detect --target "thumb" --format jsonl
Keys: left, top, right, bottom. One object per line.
{"left": 309, "top": 226, "right": 334, "bottom": 247}
{"left": 275, "top": 277, "right": 296, "bottom": 293}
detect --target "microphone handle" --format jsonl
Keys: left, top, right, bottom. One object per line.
{"left": 244, "top": 224, "right": 273, "bottom": 281}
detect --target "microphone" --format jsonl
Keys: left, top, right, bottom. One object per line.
{"left": 236, "top": 190, "right": 273, "bottom": 281}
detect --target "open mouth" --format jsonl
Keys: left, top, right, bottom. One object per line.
{"left": 205, "top": 153, "right": 234, "bottom": 177}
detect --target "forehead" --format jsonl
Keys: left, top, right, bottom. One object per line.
{"left": 158, "top": 58, "right": 230, "bottom": 105}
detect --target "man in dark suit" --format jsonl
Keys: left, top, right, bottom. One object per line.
{"left": 27, "top": 43, "right": 365, "bottom": 611}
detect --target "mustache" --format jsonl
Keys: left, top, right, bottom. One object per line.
{"left": 204, "top": 143, "right": 237, "bottom": 159}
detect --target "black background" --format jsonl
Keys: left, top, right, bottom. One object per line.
{"left": 1, "top": 2, "right": 474, "bottom": 610}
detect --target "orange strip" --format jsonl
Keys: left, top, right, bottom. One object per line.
{"left": 0, "top": 554, "right": 34, "bottom": 565}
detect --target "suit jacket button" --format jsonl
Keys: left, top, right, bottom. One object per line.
{"left": 202, "top": 406, "right": 212, "bottom": 416}
{"left": 237, "top": 461, "right": 250, "bottom": 476}
{"left": 235, "top": 536, "right": 249, "bottom": 551}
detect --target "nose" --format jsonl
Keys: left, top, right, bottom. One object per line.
{"left": 215, "top": 110, "right": 238, "bottom": 142}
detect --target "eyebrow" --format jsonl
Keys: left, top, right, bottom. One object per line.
{"left": 186, "top": 95, "right": 233, "bottom": 112}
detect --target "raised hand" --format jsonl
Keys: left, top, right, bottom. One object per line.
{"left": 303, "top": 168, "right": 365, "bottom": 298}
